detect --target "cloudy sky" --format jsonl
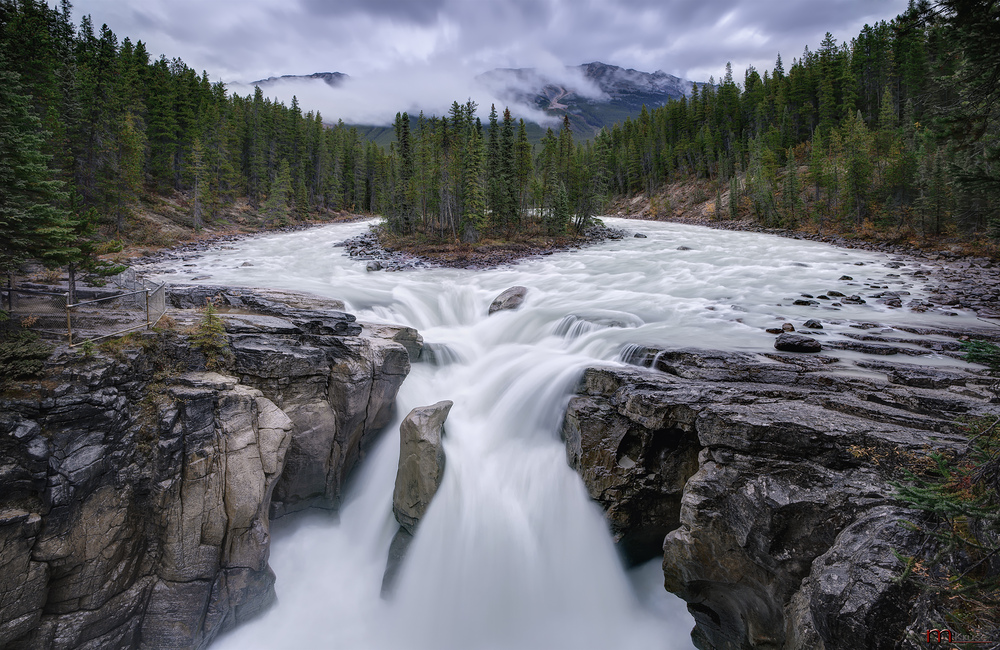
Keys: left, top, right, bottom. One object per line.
{"left": 65, "top": 0, "right": 910, "bottom": 125}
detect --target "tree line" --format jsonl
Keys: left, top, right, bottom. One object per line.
{"left": 0, "top": 0, "right": 393, "bottom": 283}
{"left": 2, "top": 0, "right": 999, "bottom": 280}
{"left": 381, "top": 104, "right": 607, "bottom": 241}
{"left": 596, "top": 0, "right": 1000, "bottom": 239}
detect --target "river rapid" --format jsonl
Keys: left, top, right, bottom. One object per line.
{"left": 149, "top": 218, "right": 988, "bottom": 650}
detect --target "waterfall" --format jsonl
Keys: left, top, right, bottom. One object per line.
{"left": 162, "top": 217, "right": 980, "bottom": 650}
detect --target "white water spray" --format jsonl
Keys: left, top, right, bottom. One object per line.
{"left": 159, "top": 218, "right": 985, "bottom": 650}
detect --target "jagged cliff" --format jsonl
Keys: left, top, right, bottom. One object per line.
{"left": 0, "top": 287, "right": 418, "bottom": 649}
{"left": 563, "top": 345, "right": 999, "bottom": 649}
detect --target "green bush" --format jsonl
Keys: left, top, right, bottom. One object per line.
{"left": 0, "top": 312, "right": 52, "bottom": 387}
{"left": 893, "top": 340, "right": 1000, "bottom": 640}
{"left": 190, "top": 301, "right": 230, "bottom": 369}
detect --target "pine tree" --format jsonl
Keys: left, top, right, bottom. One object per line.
{"left": 547, "top": 181, "right": 570, "bottom": 235}
{"left": 0, "top": 55, "right": 76, "bottom": 275}
{"left": 265, "top": 159, "right": 291, "bottom": 226}
{"left": 782, "top": 151, "right": 801, "bottom": 226}
{"left": 843, "top": 110, "right": 874, "bottom": 224}
{"left": 190, "top": 136, "right": 207, "bottom": 229}
{"left": 461, "top": 126, "right": 486, "bottom": 242}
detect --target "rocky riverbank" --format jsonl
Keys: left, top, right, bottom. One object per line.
{"left": 617, "top": 210, "right": 1000, "bottom": 321}
{"left": 0, "top": 287, "right": 419, "bottom": 649}
{"left": 563, "top": 342, "right": 999, "bottom": 649}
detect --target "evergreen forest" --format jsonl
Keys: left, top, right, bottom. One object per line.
{"left": 1, "top": 0, "right": 999, "bottom": 272}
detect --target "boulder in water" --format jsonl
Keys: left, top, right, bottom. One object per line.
{"left": 384, "top": 400, "right": 452, "bottom": 596}
{"left": 774, "top": 333, "right": 822, "bottom": 353}
{"left": 392, "top": 400, "right": 453, "bottom": 533}
{"left": 488, "top": 286, "right": 528, "bottom": 315}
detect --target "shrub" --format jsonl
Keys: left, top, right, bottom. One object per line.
{"left": 0, "top": 311, "right": 52, "bottom": 388}
{"left": 190, "top": 300, "right": 230, "bottom": 369}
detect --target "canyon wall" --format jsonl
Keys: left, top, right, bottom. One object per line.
{"left": 564, "top": 347, "right": 997, "bottom": 649}
{"left": 0, "top": 288, "right": 417, "bottom": 649}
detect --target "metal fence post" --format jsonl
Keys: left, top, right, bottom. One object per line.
{"left": 65, "top": 294, "right": 73, "bottom": 346}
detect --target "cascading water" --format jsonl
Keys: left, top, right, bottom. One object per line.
{"left": 155, "top": 218, "right": 986, "bottom": 650}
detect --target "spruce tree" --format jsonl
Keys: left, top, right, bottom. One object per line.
{"left": 265, "top": 159, "right": 292, "bottom": 226}
{"left": 190, "top": 136, "right": 207, "bottom": 229}
{"left": 782, "top": 152, "right": 801, "bottom": 226}
{"left": 0, "top": 55, "right": 76, "bottom": 276}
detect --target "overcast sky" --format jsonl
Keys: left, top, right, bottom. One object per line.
{"left": 64, "top": 0, "right": 911, "bottom": 125}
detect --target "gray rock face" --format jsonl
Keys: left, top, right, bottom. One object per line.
{"left": 0, "top": 366, "right": 293, "bottom": 650}
{"left": 204, "top": 292, "right": 416, "bottom": 517}
{"left": 563, "top": 346, "right": 997, "bottom": 649}
{"left": 392, "top": 401, "right": 452, "bottom": 534}
{"left": 488, "top": 286, "right": 528, "bottom": 315}
{"left": 0, "top": 287, "right": 413, "bottom": 649}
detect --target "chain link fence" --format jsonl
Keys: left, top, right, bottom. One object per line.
{"left": 2, "top": 276, "right": 167, "bottom": 346}
{"left": 0, "top": 288, "right": 70, "bottom": 338}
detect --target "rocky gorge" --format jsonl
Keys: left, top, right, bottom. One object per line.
{"left": 563, "top": 342, "right": 1000, "bottom": 648}
{"left": 0, "top": 286, "right": 418, "bottom": 649}
{"left": 3, "top": 217, "right": 1000, "bottom": 649}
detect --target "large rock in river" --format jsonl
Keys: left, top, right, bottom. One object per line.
{"left": 774, "top": 332, "right": 822, "bottom": 352}
{"left": 392, "top": 401, "right": 452, "bottom": 533}
{"left": 488, "top": 286, "right": 528, "bottom": 315}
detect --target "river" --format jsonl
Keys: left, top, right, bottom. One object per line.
{"left": 150, "top": 217, "right": 985, "bottom": 650}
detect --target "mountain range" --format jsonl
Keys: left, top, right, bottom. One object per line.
{"left": 249, "top": 62, "right": 698, "bottom": 143}
{"left": 476, "top": 62, "right": 694, "bottom": 138}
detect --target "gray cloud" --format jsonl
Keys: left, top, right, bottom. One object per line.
{"left": 67, "top": 0, "right": 909, "bottom": 124}
{"left": 299, "top": 0, "right": 447, "bottom": 24}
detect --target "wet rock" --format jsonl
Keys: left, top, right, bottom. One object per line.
{"left": 0, "top": 287, "right": 414, "bottom": 649}
{"left": 782, "top": 323, "right": 795, "bottom": 332}
{"left": 676, "top": 246, "right": 692, "bottom": 251}
{"left": 633, "top": 233, "right": 647, "bottom": 238}
{"left": 380, "top": 527, "right": 414, "bottom": 597}
{"left": 827, "top": 290, "right": 846, "bottom": 297}
{"left": 843, "top": 295, "right": 867, "bottom": 304}
{"left": 393, "top": 401, "right": 453, "bottom": 534}
{"left": 488, "top": 286, "right": 528, "bottom": 315}
{"left": 267, "top": 333, "right": 411, "bottom": 517}
{"left": 839, "top": 276, "right": 854, "bottom": 281}
{"left": 793, "top": 299, "right": 819, "bottom": 306}
{"left": 366, "top": 260, "right": 383, "bottom": 272}
{"left": 824, "top": 340, "right": 902, "bottom": 356}
{"left": 564, "top": 347, "right": 993, "bottom": 650}
{"left": 803, "top": 319, "right": 823, "bottom": 329}
{"left": 774, "top": 333, "right": 822, "bottom": 352}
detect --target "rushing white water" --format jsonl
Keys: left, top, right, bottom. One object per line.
{"left": 159, "top": 218, "right": 992, "bottom": 650}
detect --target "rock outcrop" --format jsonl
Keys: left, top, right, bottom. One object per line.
{"left": 563, "top": 346, "right": 998, "bottom": 649}
{"left": 383, "top": 401, "right": 452, "bottom": 595}
{"left": 0, "top": 288, "right": 415, "bottom": 649}
{"left": 392, "top": 401, "right": 452, "bottom": 533}
{"left": 488, "top": 286, "right": 528, "bottom": 315}
{"left": 774, "top": 332, "right": 822, "bottom": 352}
